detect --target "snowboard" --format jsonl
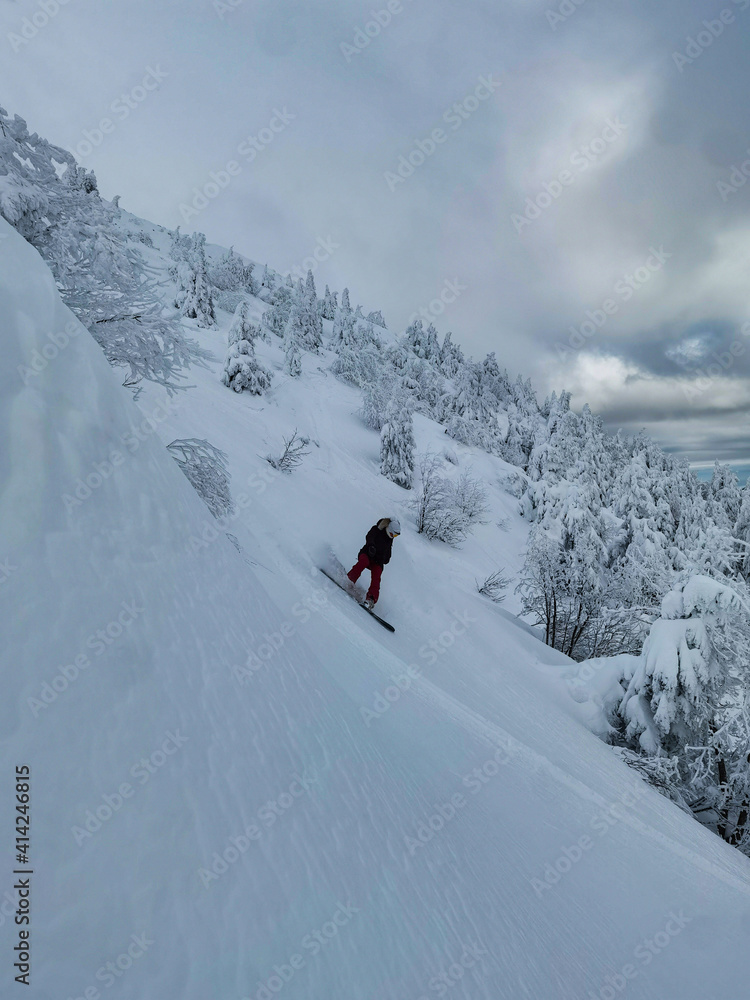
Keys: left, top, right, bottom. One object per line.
{"left": 319, "top": 567, "right": 395, "bottom": 632}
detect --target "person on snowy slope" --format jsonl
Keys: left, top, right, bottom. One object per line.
{"left": 347, "top": 517, "right": 400, "bottom": 609}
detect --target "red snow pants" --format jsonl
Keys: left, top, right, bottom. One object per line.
{"left": 347, "top": 552, "right": 382, "bottom": 602}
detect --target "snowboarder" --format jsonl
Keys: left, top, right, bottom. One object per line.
{"left": 347, "top": 517, "right": 400, "bottom": 610}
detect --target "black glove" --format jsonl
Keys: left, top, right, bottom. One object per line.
{"left": 367, "top": 544, "right": 377, "bottom": 558}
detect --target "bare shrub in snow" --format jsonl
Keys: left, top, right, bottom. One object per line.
{"left": 412, "top": 454, "right": 486, "bottom": 546}
{"left": 266, "top": 429, "right": 310, "bottom": 474}
{"left": 476, "top": 568, "right": 512, "bottom": 603}
{"left": 167, "top": 438, "right": 234, "bottom": 518}
{"left": 615, "top": 749, "right": 691, "bottom": 812}
{"left": 454, "top": 470, "right": 490, "bottom": 528}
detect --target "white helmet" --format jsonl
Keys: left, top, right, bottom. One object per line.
{"left": 388, "top": 518, "right": 401, "bottom": 536}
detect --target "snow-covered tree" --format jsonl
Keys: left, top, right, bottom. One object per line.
{"left": 517, "top": 482, "right": 611, "bottom": 659}
{"left": 708, "top": 462, "right": 742, "bottom": 531}
{"left": 281, "top": 278, "right": 321, "bottom": 356}
{"left": 178, "top": 233, "right": 215, "bottom": 327}
{"left": 210, "top": 246, "right": 258, "bottom": 295}
{"left": 403, "top": 319, "right": 440, "bottom": 362}
{"left": 609, "top": 453, "right": 674, "bottom": 611}
{"left": 284, "top": 313, "right": 303, "bottom": 377}
{"left": 380, "top": 399, "right": 415, "bottom": 489}
{"left": 439, "top": 331, "right": 465, "bottom": 378}
{"left": 440, "top": 361, "right": 502, "bottom": 452}
{"left": 303, "top": 270, "right": 323, "bottom": 351}
{"left": 367, "top": 309, "right": 386, "bottom": 328}
{"left": 360, "top": 373, "right": 398, "bottom": 430}
{"left": 167, "top": 438, "right": 235, "bottom": 517}
{"left": 332, "top": 287, "right": 352, "bottom": 342}
{"left": 617, "top": 576, "right": 749, "bottom": 752}
{"left": 331, "top": 341, "right": 381, "bottom": 387}
{"left": 0, "top": 109, "right": 207, "bottom": 393}
{"left": 321, "top": 285, "right": 337, "bottom": 320}
{"left": 401, "top": 356, "right": 444, "bottom": 416}
{"left": 221, "top": 302, "right": 272, "bottom": 394}
{"left": 262, "top": 284, "right": 293, "bottom": 339}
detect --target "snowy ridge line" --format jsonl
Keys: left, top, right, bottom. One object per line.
{"left": 409, "top": 672, "right": 750, "bottom": 895}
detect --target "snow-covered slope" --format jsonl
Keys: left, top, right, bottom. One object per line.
{"left": 2, "top": 216, "right": 750, "bottom": 1000}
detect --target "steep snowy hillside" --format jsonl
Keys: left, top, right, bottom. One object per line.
{"left": 3, "top": 216, "right": 750, "bottom": 1000}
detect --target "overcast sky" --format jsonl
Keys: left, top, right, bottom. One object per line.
{"left": 2, "top": 0, "right": 750, "bottom": 477}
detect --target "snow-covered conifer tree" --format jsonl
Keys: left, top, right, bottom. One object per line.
{"left": 360, "top": 373, "right": 398, "bottom": 430}
{"left": 221, "top": 302, "right": 272, "bottom": 394}
{"left": 303, "top": 270, "right": 323, "bottom": 351}
{"left": 708, "top": 462, "right": 742, "bottom": 531}
{"left": 617, "top": 576, "right": 748, "bottom": 755}
{"left": 367, "top": 309, "right": 386, "bottom": 328}
{"left": 380, "top": 399, "right": 415, "bottom": 489}
{"left": 439, "top": 331, "right": 464, "bottom": 377}
{"left": 332, "top": 287, "right": 352, "bottom": 342}
{"left": 403, "top": 319, "right": 440, "bottom": 361}
{"left": 211, "top": 246, "right": 257, "bottom": 295}
{"left": 284, "top": 334, "right": 302, "bottom": 377}
{"left": 262, "top": 284, "right": 293, "bottom": 338}
{"left": 180, "top": 233, "right": 215, "bottom": 327}
{"left": 321, "top": 285, "right": 337, "bottom": 321}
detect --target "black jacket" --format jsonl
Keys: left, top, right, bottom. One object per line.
{"left": 360, "top": 524, "right": 393, "bottom": 567}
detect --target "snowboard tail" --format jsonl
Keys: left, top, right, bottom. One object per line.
{"left": 319, "top": 567, "right": 395, "bottom": 632}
